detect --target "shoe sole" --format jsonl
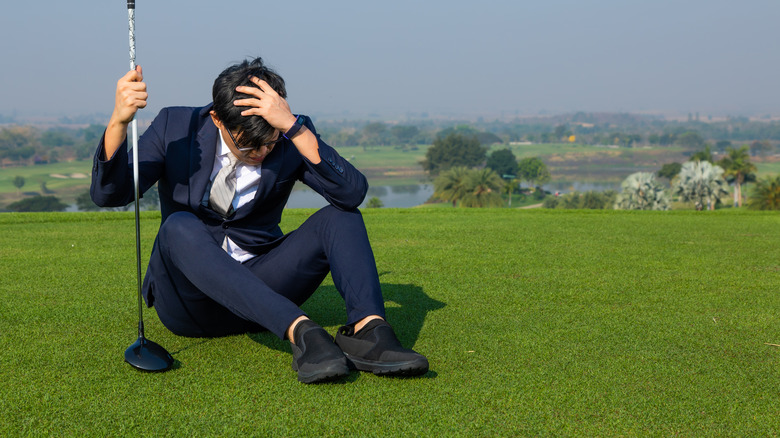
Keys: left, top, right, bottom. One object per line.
{"left": 295, "top": 362, "right": 350, "bottom": 384}
{"left": 344, "top": 354, "right": 429, "bottom": 377}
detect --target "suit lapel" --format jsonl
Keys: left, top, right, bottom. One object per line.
{"left": 190, "top": 109, "right": 218, "bottom": 211}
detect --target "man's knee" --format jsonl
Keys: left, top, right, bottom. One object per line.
{"left": 315, "top": 205, "right": 364, "bottom": 226}
{"left": 158, "top": 211, "right": 202, "bottom": 246}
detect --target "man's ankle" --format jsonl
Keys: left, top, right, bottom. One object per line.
{"left": 287, "top": 316, "right": 310, "bottom": 344}
{"left": 353, "top": 315, "right": 384, "bottom": 333}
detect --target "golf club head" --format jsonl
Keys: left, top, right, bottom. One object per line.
{"left": 125, "top": 336, "right": 174, "bottom": 372}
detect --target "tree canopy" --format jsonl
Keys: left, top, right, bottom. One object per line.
{"left": 688, "top": 145, "right": 713, "bottom": 163}
{"left": 657, "top": 162, "right": 682, "bottom": 181}
{"left": 7, "top": 196, "right": 67, "bottom": 212}
{"left": 12, "top": 176, "right": 25, "bottom": 191}
{"left": 421, "top": 133, "right": 486, "bottom": 176}
{"left": 436, "top": 125, "right": 503, "bottom": 146}
{"left": 516, "top": 157, "right": 550, "bottom": 188}
{"left": 485, "top": 148, "right": 519, "bottom": 178}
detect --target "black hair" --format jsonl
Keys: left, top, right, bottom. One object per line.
{"left": 211, "top": 57, "right": 287, "bottom": 148}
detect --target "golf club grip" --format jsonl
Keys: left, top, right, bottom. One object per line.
{"left": 127, "top": 6, "right": 136, "bottom": 69}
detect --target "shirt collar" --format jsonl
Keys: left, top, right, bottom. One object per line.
{"left": 217, "top": 130, "right": 231, "bottom": 157}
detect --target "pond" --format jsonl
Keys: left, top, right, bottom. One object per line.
{"left": 67, "top": 181, "right": 618, "bottom": 212}
{"left": 286, "top": 184, "right": 434, "bottom": 209}
{"left": 542, "top": 181, "right": 621, "bottom": 193}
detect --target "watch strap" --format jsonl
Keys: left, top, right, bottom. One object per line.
{"left": 283, "top": 115, "right": 305, "bottom": 140}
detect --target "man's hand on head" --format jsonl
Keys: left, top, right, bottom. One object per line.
{"left": 233, "top": 77, "right": 297, "bottom": 132}
{"left": 234, "top": 76, "right": 320, "bottom": 164}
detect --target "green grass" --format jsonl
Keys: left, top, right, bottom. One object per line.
{"left": 489, "top": 142, "right": 629, "bottom": 158}
{"left": 337, "top": 144, "right": 429, "bottom": 168}
{"left": 1, "top": 209, "right": 779, "bottom": 436}
{"left": 756, "top": 161, "right": 780, "bottom": 177}
{"left": 334, "top": 145, "right": 431, "bottom": 186}
{"left": 0, "top": 161, "right": 92, "bottom": 204}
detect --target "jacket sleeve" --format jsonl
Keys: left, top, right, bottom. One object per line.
{"left": 298, "top": 116, "right": 368, "bottom": 210}
{"left": 90, "top": 109, "right": 169, "bottom": 207}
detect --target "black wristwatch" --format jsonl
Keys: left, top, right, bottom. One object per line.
{"left": 283, "top": 115, "right": 305, "bottom": 140}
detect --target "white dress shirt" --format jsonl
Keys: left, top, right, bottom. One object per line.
{"left": 205, "top": 134, "right": 263, "bottom": 262}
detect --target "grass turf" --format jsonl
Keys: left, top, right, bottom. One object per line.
{"left": 1, "top": 209, "right": 779, "bottom": 436}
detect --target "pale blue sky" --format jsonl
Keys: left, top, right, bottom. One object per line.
{"left": 1, "top": 0, "right": 778, "bottom": 120}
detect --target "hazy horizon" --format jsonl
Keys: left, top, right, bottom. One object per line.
{"left": 2, "top": 0, "right": 779, "bottom": 122}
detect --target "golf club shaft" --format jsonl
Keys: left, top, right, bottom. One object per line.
{"left": 127, "top": 0, "right": 145, "bottom": 338}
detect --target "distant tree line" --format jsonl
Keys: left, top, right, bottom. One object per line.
{"left": 313, "top": 114, "right": 780, "bottom": 157}
{"left": 0, "top": 124, "right": 105, "bottom": 166}
{"left": 2, "top": 111, "right": 779, "bottom": 168}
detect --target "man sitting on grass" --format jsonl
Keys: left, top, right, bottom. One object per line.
{"left": 91, "top": 57, "right": 428, "bottom": 383}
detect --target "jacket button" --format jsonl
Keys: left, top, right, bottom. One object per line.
{"left": 222, "top": 224, "right": 229, "bottom": 229}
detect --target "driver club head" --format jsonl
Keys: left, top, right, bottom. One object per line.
{"left": 125, "top": 336, "right": 174, "bottom": 372}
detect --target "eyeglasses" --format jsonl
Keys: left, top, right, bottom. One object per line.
{"left": 225, "top": 127, "right": 283, "bottom": 153}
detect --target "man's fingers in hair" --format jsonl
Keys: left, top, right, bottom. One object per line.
{"left": 248, "top": 77, "right": 278, "bottom": 96}
{"left": 233, "top": 97, "right": 263, "bottom": 108}
{"left": 239, "top": 107, "right": 267, "bottom": 118}
{"left": 235, "top": 84, "right": 266, "bottom": 100}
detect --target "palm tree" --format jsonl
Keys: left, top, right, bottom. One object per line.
{"left": 433, "top": 166, "right": 471, "bottom": 207}
{"left": 614, "top": 172, "right": 671, "bottom": 210}
{"left": 673, "top": 161, "right": 729, "bottom": 210}
{"left": 502, "top": 178, "right": 519, "bottom": 207}
{"left": 460, "top": 168, "right": 505, "bottom": 208}
{"left": 689, "top": 144, "right": 713, "bottom": 163}
{"left": 747, "top": 176, "right": 780, "bottom": 210}
{"left": 717, "top": 145, "right": 756, "bottom": 207}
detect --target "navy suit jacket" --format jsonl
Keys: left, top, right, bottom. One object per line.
{"left": 91, "top": 104, "right": 368, "bottom": 306}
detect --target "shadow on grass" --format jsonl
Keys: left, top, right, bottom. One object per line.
{"left": 169, "top": 338, "right": 215, "bottom": 356}
{"left": 247, "top": 282, "right": 446, "bottom": 357}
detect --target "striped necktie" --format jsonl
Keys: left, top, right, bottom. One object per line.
{"left": 209, "top": 153, "right": 239, "bottom": 217}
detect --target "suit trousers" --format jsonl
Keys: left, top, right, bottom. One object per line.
{"left": 150, "top": 205, "right": 386, "bottom": 339}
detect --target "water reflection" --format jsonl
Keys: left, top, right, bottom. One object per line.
{"left": 367, "top": 186, "right": 388, "bottom": 197}
{"left": 67, "top": 181, "right": 620, "bottom": 211}
{"left": 390, "top": 185, "right": 422, "bottom": 195}
{"left": 286, "top": 184, "right": 433, "bottom": 208}
{"left": 542, "top": 181, "right": 620, "bottom": 193}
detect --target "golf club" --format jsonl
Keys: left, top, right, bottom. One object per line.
{"left": 123, "top": 0, "right": 174, "bottom": 372}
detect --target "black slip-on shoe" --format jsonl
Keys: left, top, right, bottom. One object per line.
{"left": 290, "top": 320, "right": 349, "bottom": 384}
{"left": 335, "top": 319, "right": 429, "bottom": 377}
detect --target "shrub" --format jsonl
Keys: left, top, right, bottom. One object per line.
{"left": 6, "top": 195, "right": 67, "bottom": 212}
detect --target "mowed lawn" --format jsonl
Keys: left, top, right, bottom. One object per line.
{"left": 1, "top": 209, "right": 779, "bottom": 436}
